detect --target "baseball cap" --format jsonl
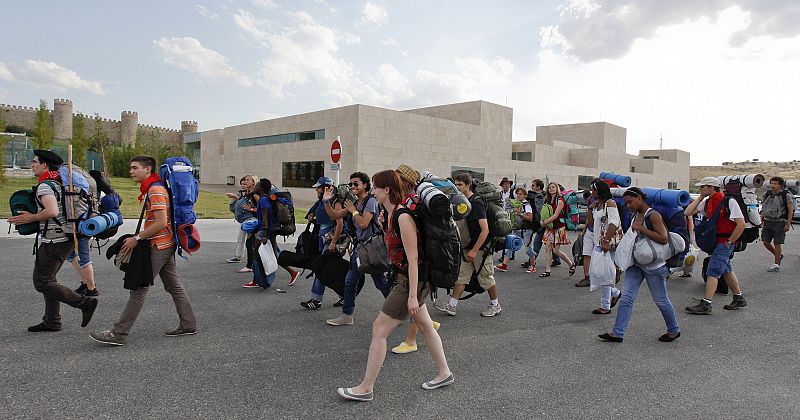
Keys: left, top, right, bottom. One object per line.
{"left": 694, "top": 176, "right": 721, "bottom": 188}
{"left": 312, "top": 176, "right": 334, "bottom": 187}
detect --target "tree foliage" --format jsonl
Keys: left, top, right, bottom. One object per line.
{"left": 32, "top": 99, "right": 53, "bottom": 149}
{"left": 91, "top": 113, "right": 111, "bottom": 175}
{"left": 71, "top": 113, "right": 90, "bottom": 168}
{"left": 0, "top": 112, "right": 7, "bottom": 182}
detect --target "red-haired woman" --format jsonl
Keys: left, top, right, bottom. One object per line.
{"left": 338, "top": 170, "right": 453, "bottom": 402}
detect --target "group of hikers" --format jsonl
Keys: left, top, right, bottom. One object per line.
{"left": 8, "top": 150, "right": 796, "bottom": 402}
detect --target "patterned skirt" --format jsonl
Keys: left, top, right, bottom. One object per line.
{"left": 543, "top": 226, "right": 570, "bottom": 246}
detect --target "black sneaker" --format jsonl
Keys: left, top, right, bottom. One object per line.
{"left": 301, "top": 299, "right": 322, "bottom": 310}
{"left": 551, "top": 260, "right": 562, "bottom": 267}
{"left": 75, "top": 283, "right": 87, "bottom": 295}
{"left": 28, "top": 322, "right": 61, "bottom": 332}
{"left": 84, "top": 288, "right": 99, "bottom": 297}
{"left": 81, "top": 297, "right": 98, "bottom": 327}
{"left": 333, "top": 298, "right": 344, "bottom": 307}
{"left": 520, "top": 261, "right": 531, "bottom": 268}
{"left": 723, "top": 294, "right": 747, "bottom": 310}
{"left": 685, "top": 299, "right": 712, "bottom": 315}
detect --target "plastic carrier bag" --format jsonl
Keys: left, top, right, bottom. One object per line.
{"left": 258, "top": 242, "right": 278, "bottom": 275}
{"left": 589, "top": 248, "right": 616, "bottom": 291}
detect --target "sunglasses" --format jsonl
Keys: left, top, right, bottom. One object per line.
{"left": 349, "top": 182, "right": 362, "bottom": 187}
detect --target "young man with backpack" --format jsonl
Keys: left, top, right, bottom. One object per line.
{"left": 434, "top": 173, "right": 502, "bottom": 317}
{"left": 8, "top": 150, "right": 99, "bottom": 332}
{"left": 496, "top": 187, "right": 535, "bottom": 272}
{"left": 321, "top": 172, "right": 390, "bottom": 326}
{"left": 300, "top": 177, "right": 344, "bottom": 309}
{"left": 90, "top": 155, "right": 196, "bottom": 346}
{"left": 684, "top": 177, "right": 747, "bottom": 315}
{"left": 760, "top": 176, "right": 794, "bottom": 272}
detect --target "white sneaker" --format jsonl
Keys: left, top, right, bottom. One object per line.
{"left": 767, "top": 265, "right": 780, "bottom": 272}
{"left": 481, "top": 304, "right": 502, "bottom": 317}
{"left": 433, "top": 300, "right": 457, "bottom": 316}
{"left": 327, "top": 314, "right": 354, "bottom": 326}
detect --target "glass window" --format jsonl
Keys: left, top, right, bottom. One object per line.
{"left": 578, "top": 175, "right": 595, "bottom": 190}
{"left": 511, "top": 151, "right": 532, "bottom": 162}
{"left": 282, "top": 161, "right": 324, "bottom": 188}
{"left": 239, "top": 129, "right": 326, "bottom": 147}
{"left": 667, "top": 181, "right": 678, "bottom": 190}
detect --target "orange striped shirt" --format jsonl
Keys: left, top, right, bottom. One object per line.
{"left": 145, "top": 185, "right": 175, "bottom": 250}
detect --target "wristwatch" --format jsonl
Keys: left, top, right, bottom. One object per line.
{"left": 134, "top": 234, "right": 141, "bottom": 241}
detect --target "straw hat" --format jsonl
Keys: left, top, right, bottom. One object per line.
{"left": 396, "top": 164, "right": 420, "bottom": 185}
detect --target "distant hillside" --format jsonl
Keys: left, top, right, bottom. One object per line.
{"left": 691, "top": 160, "right": 800, "bottom": 188}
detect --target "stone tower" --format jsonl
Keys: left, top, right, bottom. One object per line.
{"left": 120, "top": 111, "right": 138, "bottom": 146}
{"left": 53, "top": 98, "right": 73, "bottom": 140}
{"left": 181, "top": 120, "right": 198, "bottom": 139}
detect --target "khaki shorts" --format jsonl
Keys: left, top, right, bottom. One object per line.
{"left": 455, "top": 249, "right": 496, "bottom": 290}
{"left": 382, "top": 272, "right": 431, "bottom": 321}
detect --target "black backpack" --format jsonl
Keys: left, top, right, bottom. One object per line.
{"left": 393, "top": 197, "right": 461, "bottom": 299}
{"left": 723, "top": 180, "right": 759, "bottom": 245}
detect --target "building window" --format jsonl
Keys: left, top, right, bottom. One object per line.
{"left": 643, "top": 156, "right": 659, "bottom": 160}
{"left": 512, "top": 152, "right": 532, "bottom": 162}
{"left": 282, "top": 161, "right": 324, "bottom": 188}
{"left": 451, "top": 166, "right": 485, "bottom": 182}
{"left": 578, "top": 175, "right": 595, "bottom": 190}
{"left": 239, "top": 129, "right": 325, "bottom": 148}
{"left": 667, "top": 181, "right": 678, "bottom": 190}
{"left": 184, "top": 132, "right": 201, "bottom": 144}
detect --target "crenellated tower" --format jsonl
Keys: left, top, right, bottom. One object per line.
{"left": 120, "top": 110, "right": 138, "bottom": 146}
{"left": 181, "top": 120, "right": 198, "bottom": 138}
{"left": 53, "top": 98, "right": 73, "bottom": 140}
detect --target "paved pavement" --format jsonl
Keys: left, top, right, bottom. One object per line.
{"left": 1, "top": 229, "right": 798, "bottom": 418}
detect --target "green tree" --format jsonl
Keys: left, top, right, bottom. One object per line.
{"left": 32, "top": 99, "right": 53, "bottom": 149}
{"left": 133, "top": 127, "right": 145, "bottom": 155}
{"left": 91, "top": 113, "right": 110, "bottom": 175}
{"left": 71, "top": 113, "right": 90, "bottom": 168}
{"left": 0, "top": 112, "right": 7, "bottom": 182}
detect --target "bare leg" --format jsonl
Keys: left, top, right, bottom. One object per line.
{"left": 351, "top": 312, "right": 403, "bottom": 394}
{"left": 552, "top": 245, "right": 574, "bottom": 268}
{"left": 721, "top": 271, "right": 742, "bottom": 295}
{"left": 773, "top": 244, "right": 782, "bottom": 265}
{"left": 412, "top": 304, "right": 451, "bottom": 382}
{"left": 404, "top": 323, "right": 418, "bottom": 347}
{"left": 583, "top": 255, "right": 591, "bottom": 277}
{"left": 71, "top": 259, "right": 96, "bottom": 290}
{"left": 487, "top": 284, "right": 498, "bottom": 300}
{"left": 762, "top": 240, "right": 776, "bottom": 259}
{"left": 545, "top": 243, "right": 554, "bottom": 272}
{"left": 450, "top": 284, "right": 466, "bottom": 300}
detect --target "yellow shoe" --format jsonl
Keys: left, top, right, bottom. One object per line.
{"left": 391, "top": 341, "right": 418, "bottom": 354}
{"left": 433, "top": 321, "right": 441, "bottom": 331}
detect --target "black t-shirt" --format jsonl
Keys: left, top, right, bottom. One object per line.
{"left": 464, "top": 194, "right": 488, "bottom": 249}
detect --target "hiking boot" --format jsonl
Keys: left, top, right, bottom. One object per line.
{"left": 575, "top": 277, "right": 590, "bottom": 287}
{"left": 433, "top": 300, "right": 457, "bottom": 316}
{"left": 28, "top": 322, "right": 61, "bottom": 332}
{"left": 242, "top": 281, "right": 259, "bottom": 288}
{"left": 494, "top": 263, "right": 508, "bottom": 272}
{"left": 685, "top": 299, "right": 712, "bottom": 315}
{"left": 226, "top": 257, "right": 242, "bottom": 263}
{"left": 75, "top": 283, "right": 87, "bottom": 295}
{"left": 767, "top": 265, "right": 780, "bottom": 272}
{"left": 288, "top": 271, "right": 300, "bottom": 286}
{"left": 89, "top": 330, "right": 126, "bottom": 346}
{"left": 481, "top": 304, "right": 502, "bottom": 317}
{"left": 81, "top": 297, "right": 98, "bottom": 327}
{"left": 333, "top": 297, "right": 344, "bottom": 307}
{"left": 723, "top": 294, "right": 747, "bottom": 310}
{"left": 165, "top": 327, "right": 197, "bottom": 336}
{"left": 327, "top": 314, "right": 354, "bottom": 326}
{"left": 301, "top": 299, "right": 322, "bottom": 310}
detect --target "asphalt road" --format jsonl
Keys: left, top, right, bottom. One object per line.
{"left": 1, "top": 230, "right": 798, "bottom": 419}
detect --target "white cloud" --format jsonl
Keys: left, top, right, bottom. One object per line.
{"left": 196, "top": 5, "right": 218, "bottom": 19}
{"left": 154, "top": 37, "right": 252, "bottom": 87}
{"left": 516, "top": 6, "right": 800, "bottom": 165}
{"left": 361, "top": 2, "right": 388, "bottom": 28}
{"left": 0, "top": 62, "right": 14, "bottom": 82}
{"left": 415, "top": 57, "right": 515, "bottom": 104}
{"left": 252, "top": 0, "right": 277, "bottom": 10}
{"left": 233, "top": 9, "right": 269, "bottom": 42}
{"left": 15, "top": 60, "right": 106, "bottom": 95}
{"left": 379, "top": 37, "right": 398, "bottom": 46}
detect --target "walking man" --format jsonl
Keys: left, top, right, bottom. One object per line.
{"left": 8, "top": 150, "right": 98, "bottom": 332}
{"left": 90, "top": 155, "right": 196, "bottom": 345}
{"left": 760, "top": 176, "right": 794, "bottom": 272}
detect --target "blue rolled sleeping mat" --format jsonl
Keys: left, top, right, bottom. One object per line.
{"left": 505, "top": 234, "right": 523, "bottom": 252}
{"left": 599, "top": 172, "right": 632, "bottom": 187}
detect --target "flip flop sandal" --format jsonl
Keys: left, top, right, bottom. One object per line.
{"left": 568, "top": 263, "right": 577, "bottom": 276}
{"left": 539, "top": 271, "right": 551, "bottom": 278}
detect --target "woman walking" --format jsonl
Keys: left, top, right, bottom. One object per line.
{"left": 338, "top": 170, "right": 452, "bottom": 402}
{"left": 587, "top": 181, "right": 621, "bottom": 314}
{"left": 599, "top": 187, "right": 681, "bottom": 343}
{"left": 539, "top": 182, "right": 575, "bottom": 277}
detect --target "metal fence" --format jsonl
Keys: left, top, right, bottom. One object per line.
{"left": 2, "top": 136, "right": 104, "bottom": 171}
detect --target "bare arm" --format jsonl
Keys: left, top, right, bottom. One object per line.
{"left": 633, "top": 211, "right": 669, "bottom": 244}
{"left": 729, "top": 218, "right": 745, "bottom": 243}
{"left": 398, "top": 211, "right": 420, "bottom": 316}
{"left": 472, "top": 218, "right": 490, "bottom": 253}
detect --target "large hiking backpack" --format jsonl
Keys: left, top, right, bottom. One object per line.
{"left": 269, "top": 189, "right": 296, "bottom": 237}
{"left": 160, "top": 157, "right": 200, "bottom": 257}
{"left": 474, "top": 181, "right": 512, "bottom": 239}
{"left": 393, "top": 193, "right": 462, "bottom": 298}
{"left": 560, "top": 189, "right": 581, "bottom": 231}
{"left": 644, "top": 205, "right": 690, "bottom": 268}
{"left": 723, "top": 180, "right": 760, "bottom": 245}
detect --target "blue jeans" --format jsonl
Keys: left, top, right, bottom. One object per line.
{"left": 504, "top": 229, "right": 534, "bottom": 260}
{"left": 309, "top": 228, "right": 333, "bottom": 301}
{"left": 612, "top": 264, "right": 680, "bottom": 338}
{"left": 342, "top": 248, "right": 389, "bottom": 315}
{"left": 706, "top": 242, "right": 735, "bottom": 279}
{"left": 66, "top": 236, "right": 92, "bottom": 268}
{"left": 531, "top": 230, "right": 560, "bottom": 264}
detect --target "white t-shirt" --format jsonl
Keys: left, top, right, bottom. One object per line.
{"left": 697, "top": 196, "right": 744, "bottom": 221}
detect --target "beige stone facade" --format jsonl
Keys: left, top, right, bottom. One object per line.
{"left": 191, "top": 101, "right": 690, "bottom": 205}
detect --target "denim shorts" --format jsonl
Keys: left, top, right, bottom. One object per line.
{"left": 66, "top": 236, "right": 92, "bottom": 268}
{"left": 706, "top": 242, "right": 734, "bottom": 279}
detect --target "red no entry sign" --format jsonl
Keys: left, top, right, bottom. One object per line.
{"left": 330, "top": 139, "right": 342, "bottom": 164}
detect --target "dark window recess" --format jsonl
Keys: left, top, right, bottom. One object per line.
{"left": 578, "top": 175, "right": 595, "bottom": 190}
{"left": 512, "top": 152, "right": 532, "bottom": 162}
{"left": 238, "top": 129, "right": 325, "bottom": 148}
{"left": 450, "top": 166, "right": 485, "bottom": 182}
{"left": 643, "top": 156, "right": 659, "bottom": 159}
{"left": 282, "top": 161, "right": 324, "bottom": 188}
{"left": 667, "top": 181, "right": 678, "bottom": 190}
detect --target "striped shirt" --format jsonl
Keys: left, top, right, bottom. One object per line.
{"left": 145, "top": 185, "right": 175, "bottom": 250}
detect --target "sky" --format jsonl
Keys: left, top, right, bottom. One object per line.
{"left": 1, "top": 0, "right": 798, "bottom": 165}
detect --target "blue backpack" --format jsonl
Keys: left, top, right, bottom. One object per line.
{"left": 694, "top": 198, "right": 725, "bottom": 254}
{"left": 159, "top": 157, "right": 200, "bottom": 257}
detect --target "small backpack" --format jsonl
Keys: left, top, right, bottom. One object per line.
{"left": 269, "top": 189, "right": 296, "bottom": 237}
{"left": 159, "top": 157, "right": 200, "bottom": 257}
{"left": 473, "top": 181, "right": 512, "bottom": 239}
{"left": 9, "top": 187, "right": 40, "bottom": 235}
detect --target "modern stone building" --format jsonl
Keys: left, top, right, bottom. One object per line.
{"left": 187, "top": 100, "right": 690, "bottom": 204}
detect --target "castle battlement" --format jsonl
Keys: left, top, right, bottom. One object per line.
{"left": 121, "top": 110, "right": 138, "bottom": 117}
{"left": 54, "top": 98, "right": 73, "bottom": 105}
{"left": 1, "top": 104, "right": 37, "bottom": 112}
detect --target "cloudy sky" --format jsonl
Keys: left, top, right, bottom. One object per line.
{"left": 1, "top": 0, "right": 798, "bottom": 165}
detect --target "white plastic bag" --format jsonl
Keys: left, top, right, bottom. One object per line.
{"left": 683, "top": 245, "right": 700, "bottom": 268}
{"left": 589, "top": 248, "right": 616, "bottom": 291}
{"left": 613, "top": 229, "right": 637, "bottom": 271}
{"left": 258, "top": 243, "right": 278, "bottom": 275}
